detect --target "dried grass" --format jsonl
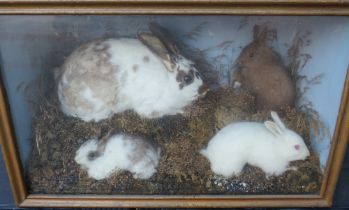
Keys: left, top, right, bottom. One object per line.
{"left": 26, "top": 22, "right": 323, "bottom": 195}
{"left": 286, "top": 31, "right": 329, "bottom": 141}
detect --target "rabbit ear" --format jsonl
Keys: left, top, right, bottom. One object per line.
{"left": 252, "top": 25, "right": 261, "bottom": 41}
{"left": 253, "top": 25, "right": 268, "bottom": 45}
{"left": 138, "top": 32, "right": 175, "bottom": 72}
{"left": 148, "top": 22, "right": 180, "bottom": 56}
{"left": 264, "top": 121, "right": 283, "bottom": 136}
{"left": 270, "top": 111, "right": 286, "bottom": 130}
{"left": 258, "top": 27, "right": 268, "bottom": 43}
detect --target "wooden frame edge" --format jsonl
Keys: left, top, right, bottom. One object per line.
{"left": 0, "top": 1, "right": 349, "bottom": 15}
{"left": 0, "top": 7, "right": 348, "bottom": 15}
{"left": 0, "top": 2, "right": 348, "bottom": 207}
{"left": 0, "top": 79, "right": 27, "bottom": 205}
{"left": 19, "top": 194, "right": 330, "bottom": 208}
{"left": 320, "top": 66, "right": 349, "bottom": 205}
{"left": 0, "top": 0, "right": 348, "bottom": 4}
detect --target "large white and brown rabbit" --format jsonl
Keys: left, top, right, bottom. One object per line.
{"left": 57, "top": 23, "right": 208, "bottom": 122}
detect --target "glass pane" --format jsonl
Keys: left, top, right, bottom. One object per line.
{"left": 0, "top": 15, "right": 348, "bottom": 195}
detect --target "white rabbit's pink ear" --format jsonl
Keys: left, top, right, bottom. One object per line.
{"left": 270, "top": 111, "right": 286, "bottom": 130}
{"left": 138, "top": 32, "right": 175, "bottom": 72}
{"left": 264, "top": 121, "right": 283, "bottom": 136}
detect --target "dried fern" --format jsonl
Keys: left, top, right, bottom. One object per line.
{"left": 298, "top": 101, "right": 329, "bottom": 141}
{"left": 183, "top": 21, "right": 208, "bottom": 40}
{"left": 17, "top": 70, "right": 56, "bottom": 115}
{"left": 286, "top": 31, "right": 329, "bottom": 141}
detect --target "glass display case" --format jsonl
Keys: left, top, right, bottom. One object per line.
{"left": 0, "top": 1, "right": 348, "bottom": 208}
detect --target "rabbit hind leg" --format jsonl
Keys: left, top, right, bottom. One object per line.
{"left": 211, "top": 160, "right": 245, "bottom": 178}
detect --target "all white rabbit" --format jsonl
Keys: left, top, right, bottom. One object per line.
{"left": 57, "top": 23, "right": 207, "bottom": 122}
{"left": 75, "top": 134, "right": 160, "bottom": 180}
{"left": 200, "top": 111, "right": 310, "bottom": 178}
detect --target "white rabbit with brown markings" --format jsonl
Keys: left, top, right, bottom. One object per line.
{"left": 200, "top": 111, "right": 310, "bottom": 178}
{"left": 75, "top": 133, "right": 160, "bottom": 180}
{"left": 57, "top": 23, "right": 208, "bottom": 122}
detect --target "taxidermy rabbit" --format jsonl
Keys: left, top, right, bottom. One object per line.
{"left": 57, "top": 22, "right": 208, "bottom": 122}
{"left": 200, "top": 111, "right": 310, "bottom": 178}
{"left": 233, "top": 25, "right": 296, "bottom": 111}
{"left": 75, "top": 133, "right": 160, "bottom": 180}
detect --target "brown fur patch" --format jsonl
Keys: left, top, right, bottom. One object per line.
{"left": 126, "top": 136, "right": 156, "bottom": 164}
{"left": 132, "top": 64, "right": 139, "bottom": 72}
{"left": 60, "top": 39, "right": 118, "bottom": 115}
{"left": 176, "top": 69, "right": 195, "bottom": 89}
{"left": 77, "top": 44, "right": 89, "bottom": 52}
{"left": 176, "top": 70, "right": 186, "bottom": 89}
{"left": 87, "top": 151, "right": 100, "bottom": 161}
{"left": 92, "top": 41, "right": 109, "bottom": 52}
{"left": 113, "top": 65, "right": 120, "bottom": 72}
{"left": 143, "top": 56, "right": 150, "bottom": 63}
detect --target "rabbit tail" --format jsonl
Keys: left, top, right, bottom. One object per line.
{"left": 200, "top": 149, "right": 209, "bottom": 158}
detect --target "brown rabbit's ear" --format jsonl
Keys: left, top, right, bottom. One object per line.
{"left": 253, "top": 25, "right": 260, "bottom": 41}
{"left": 252, "top": 25, "right": 268, "bottom": 45}
{"left": 138, "top": 32, "right": 175, "bottom": 72}
{"left": 258, "top": 27, "right": 268, "bottom": 43}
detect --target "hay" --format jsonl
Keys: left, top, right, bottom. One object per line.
{"left": 26, "top": 84, "right": 322, "bottom": 195}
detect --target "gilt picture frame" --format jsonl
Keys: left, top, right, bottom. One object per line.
{"left": 0, "top": 0, "right": 349, "bottom": 208}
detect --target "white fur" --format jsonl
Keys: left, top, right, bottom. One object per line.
{"left": 201, "top": 111, "right": 310, "bottom": 177}
{"left": 75, "top": 134, "right": 160, "bottom": 180}
{"left": 58, "top": 38, "right": 203, "bottom": 122}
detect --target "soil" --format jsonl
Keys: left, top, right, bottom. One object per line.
{"left": 26, "top": 86, "right": 322, "bottom": 195}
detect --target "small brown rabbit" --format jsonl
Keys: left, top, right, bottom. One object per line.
{"left": 233, "top": 25, "right": 296, "bottom": 111}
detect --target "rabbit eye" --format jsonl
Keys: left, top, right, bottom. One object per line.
{"left": 249, "top": 53, "right": 255, "bottom": 58}
{"left": 294, "top": 144, "right": 300, "bottom": 150}
{"left": 184, "top": 75, "right": 193, "bottom": 85}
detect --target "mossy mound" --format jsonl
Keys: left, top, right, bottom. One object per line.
{"left": 27, "top": 86, "right": 322, "bottom": 195}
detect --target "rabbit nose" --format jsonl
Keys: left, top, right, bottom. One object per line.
{"left": 199, "top": 84, "right": 210, "bottom": 96}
